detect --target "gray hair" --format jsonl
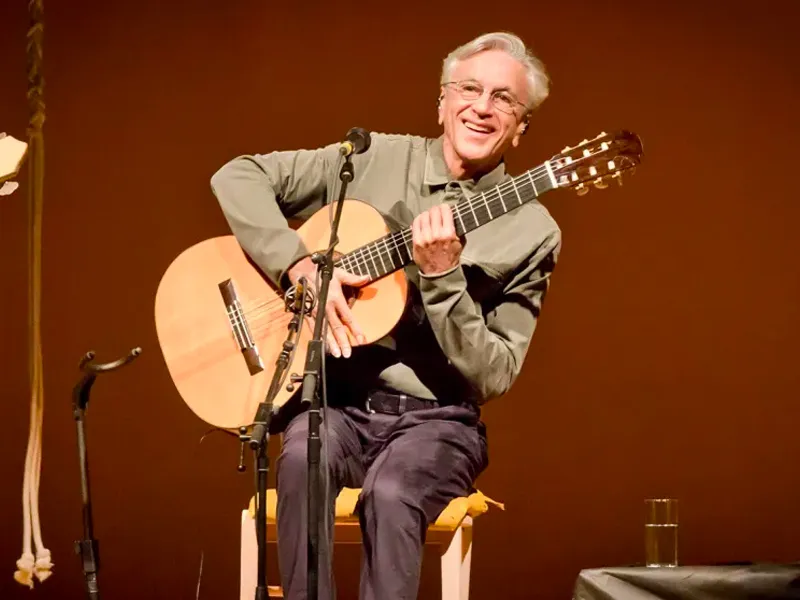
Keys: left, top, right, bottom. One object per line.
{"left": 440, "top": 32, "right": 550, "bottom": 111}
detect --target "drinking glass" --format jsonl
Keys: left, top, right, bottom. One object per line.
{"left": 644, "top": 498, "right": 678, "bottom": 567}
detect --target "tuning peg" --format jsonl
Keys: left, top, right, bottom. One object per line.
{"left": 589, "top": 166, "right": 598, "bottom": 177}
{"left": 594, "top": 177, "right": 608, "bottom": 189}
{"left": 595, "top": 131, "right": 607, "bottom": 138}
{"left": 607, "top": 159, "right": 616, "bottom": 170}
{"left": 612, "top": 171, "right": 624, "bottom": 185}
{"left": 601, "top": 142, "right": 609, "bottom": 151}
{"left": 583, "top": 149, "right": 591, "bottom": 157}
{"left": 575, "top": 183, "right": 589, "bottom": 196}
{"left": 562, "top": 145, "right": 571, "bottom": 153}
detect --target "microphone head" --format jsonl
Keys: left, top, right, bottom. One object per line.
{"left": 345, "top": 127, "right": 371, "bottom": 154}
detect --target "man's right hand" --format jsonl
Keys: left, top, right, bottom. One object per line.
{"left": 287, "top": 256, "right": 369, "bottom": 358}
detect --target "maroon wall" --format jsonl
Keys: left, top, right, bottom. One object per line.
{"left": 1, "top": 1, "right": 798, "bottom": 598}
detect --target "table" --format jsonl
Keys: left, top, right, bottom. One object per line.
{"left": 573, "top": 563, "right": 800, "bottom": 600}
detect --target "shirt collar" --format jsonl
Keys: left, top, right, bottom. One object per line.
{"left": 424, "top": 135, "right": 508, "bottom": 193}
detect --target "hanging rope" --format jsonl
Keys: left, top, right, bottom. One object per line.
{"left": 14, "top": 0, "right": 52, "bottom": 589}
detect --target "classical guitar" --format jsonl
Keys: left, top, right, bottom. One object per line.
{"left": 154, "top": 131, "right": 643, "bottom": 429}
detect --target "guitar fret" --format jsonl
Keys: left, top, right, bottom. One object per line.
{"left": 527, "top": 170, "right": 538, "bottom": 196}
{"left": 468, "top": 199, "right": 479, "bottom": 228}
{"left": 384, "top": 238, "right": 399, "bottom": 269}
{"left": 361, "top": 248, "right": 378, "bottom": 279}
{"left": 497, "top": 186, "right": 508, "bottom": 212}
{"left": 510, "top": 177, "right": 522, "bottom": 205}
{"left": 367, "top": 246, "right": 380, "bottom": 277}
{"left": 348, "top": 255, "right": 363, "bottom": 277}
{"left": 376, "top": 242, "right": 388, "bottom": 274}
{"left": 454, "top": 205, "right": 466, "bottom": 233}
{"left": 352, "top": 257, "right": 364, "bottom": 278}
{"left": 391, "top": 232, "right": 411, "bottom": 264}
{"left": 351, "top": 249, "right": 370, "bottom": 278}
{"left": 379, "top": 240, "right": 393, "bottom": 271}
{"left": 483, "top": 194, "right": 493, "bottom": 220}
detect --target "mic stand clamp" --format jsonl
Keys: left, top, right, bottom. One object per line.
{"left": 72, "top": 347, "right": 142, "bottom": 600}
{"left": 301, "top": 155, "right": 355, "bottom": 600}
{"left": 240, "top": 280, "right": 311, "bottom": 600}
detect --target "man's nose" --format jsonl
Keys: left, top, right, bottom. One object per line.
{"left": 471, "top": 92, "right": 494, "bottom": 114}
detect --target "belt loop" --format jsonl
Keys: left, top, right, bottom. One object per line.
{"left": 399, "top": 394, "right": 407, "bottom": 414}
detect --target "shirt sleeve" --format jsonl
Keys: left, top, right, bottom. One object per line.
{"left": 417, "top": 226, "right": 562, "bottom": 403}
{"left": 209, "top": 144, "right": 341, "bottom": 290}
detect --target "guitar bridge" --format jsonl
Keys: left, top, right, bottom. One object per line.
{"left": 218, "top": 279, "right": 264, "bottom": 375}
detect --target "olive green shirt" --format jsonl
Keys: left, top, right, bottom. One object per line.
{"left": 210, "top": 133, "right": 561, "bottom": 405}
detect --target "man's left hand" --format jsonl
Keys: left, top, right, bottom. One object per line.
{"left": 412, "top": 203, "right": 464, "bottom": 275}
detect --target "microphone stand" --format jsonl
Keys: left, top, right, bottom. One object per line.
{"left": 241, "top": 279, "right": 311, "bottom": 600}
{"left": 72, "top": 347, "right": 142, "bottom": 600}
{"left": 302, "top": 151, "right": 354, "bottom": 600}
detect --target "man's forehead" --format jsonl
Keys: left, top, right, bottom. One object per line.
{"left": 450, "top": 51, "right": 526, "bottom": 92}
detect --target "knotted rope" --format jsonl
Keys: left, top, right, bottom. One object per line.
{"left": 14, "top": 0, "right": 52, "bottom": 588}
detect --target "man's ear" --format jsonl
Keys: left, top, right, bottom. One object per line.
{"left": 520, "top": 115, "right": 530, "bottom": 135}
{"left": 511, "top": 117, "right": 530, "bottom": 148}
{"left": 437, "top": 95, "right": 444, "bottom": 125}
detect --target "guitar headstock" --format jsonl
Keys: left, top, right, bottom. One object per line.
{"left": 550, "top": 130, "right": 643, "bottom": 196}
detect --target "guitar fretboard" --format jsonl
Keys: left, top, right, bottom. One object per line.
{"left": 335, "top": 161, "right": 557, "bottom": 280}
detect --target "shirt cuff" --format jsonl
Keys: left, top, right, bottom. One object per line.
{"left": 417, "top": 263, "right": 467, "bottom": 298}
{"left": 418, "top": 263, "right": 461, "bottom": 281}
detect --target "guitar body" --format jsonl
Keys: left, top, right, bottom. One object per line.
{"left": 154, "top": 199, "right": 409, "bottom": 429}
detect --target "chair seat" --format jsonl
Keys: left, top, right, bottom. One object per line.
{"left": 241, "top": 488, "right": 504, "bottom": 599}
{"left": 247, "top": 487, "right": 503, "bottom": 532}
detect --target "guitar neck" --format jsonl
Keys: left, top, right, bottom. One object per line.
{"left": 335, "top": 160, "right": 557, "bottom": 280}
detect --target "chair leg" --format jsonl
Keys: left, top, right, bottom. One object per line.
{"left": 440, "top": 516, "right": 473, "bottom": 600}
{"left": 241, "top": 510, "right": 257, "bottom": 600}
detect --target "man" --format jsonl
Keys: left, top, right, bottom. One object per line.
{"left": 211, "top": 31, "right": 561, "bottom": 600}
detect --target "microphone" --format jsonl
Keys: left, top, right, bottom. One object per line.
{"left": 338, "top": 127, "right": 371, "bottom": 156}
{"left": 285, "top": 276, "right": 314, "bottom": 315}
{"left": 293, "top": 277, "right": 306, "bottom": 314}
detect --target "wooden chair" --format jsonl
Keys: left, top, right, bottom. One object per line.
{"left": 240, "top": 487, "right": 503, "bottom": 599}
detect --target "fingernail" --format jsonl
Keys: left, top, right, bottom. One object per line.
{"left": 343, "top": 346, "right": 351, "bottom": 358}
{"left": 332, "top": 347, "right": 341, "bottom": 358}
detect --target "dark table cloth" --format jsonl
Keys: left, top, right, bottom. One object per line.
{"left": 573, "top": 563, "right": 800, "bottom": 600}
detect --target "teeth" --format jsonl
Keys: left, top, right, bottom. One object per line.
{"left": 464, "top": 122, "right": 492, "bottom": 133}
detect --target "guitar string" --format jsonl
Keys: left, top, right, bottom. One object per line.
{"left": 238, "top": 163, "right": 554, "bottom": 318}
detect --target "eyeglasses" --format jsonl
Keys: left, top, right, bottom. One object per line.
{"left": 442, "top": 80, "right": 527, "bottom": 115}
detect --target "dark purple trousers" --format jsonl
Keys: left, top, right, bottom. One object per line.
{"left": 275, "top": 396, "right": 488, "bottom": 600}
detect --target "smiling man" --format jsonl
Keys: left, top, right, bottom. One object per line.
{"left": 211, "top": 31, "right": 562, "bottom": 600}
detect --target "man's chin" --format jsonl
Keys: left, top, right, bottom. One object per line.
{"left": 454, "top": 141, "right": 493, "bottom": 165}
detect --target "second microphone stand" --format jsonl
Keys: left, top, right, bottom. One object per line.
{"left": 73, "top": 347, "right": 142, "bottom": 600}
{"left": 301, "top": 151, "right": 355, "bottom": 600}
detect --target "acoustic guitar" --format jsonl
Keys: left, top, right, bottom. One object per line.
{"left": 154, "top": 131, "right": 643, "bottom": 429}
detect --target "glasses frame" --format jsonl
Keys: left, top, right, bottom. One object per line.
{"left": 442, "top": 79, "right": 528, "bottom": 115}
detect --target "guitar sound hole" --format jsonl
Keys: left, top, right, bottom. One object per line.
{"left": 343, "top": 285, "right": 361, "bottom": 307}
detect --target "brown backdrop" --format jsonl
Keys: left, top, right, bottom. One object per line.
{"left": 1, "top": 1, "right": 798, "bottom": 599}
